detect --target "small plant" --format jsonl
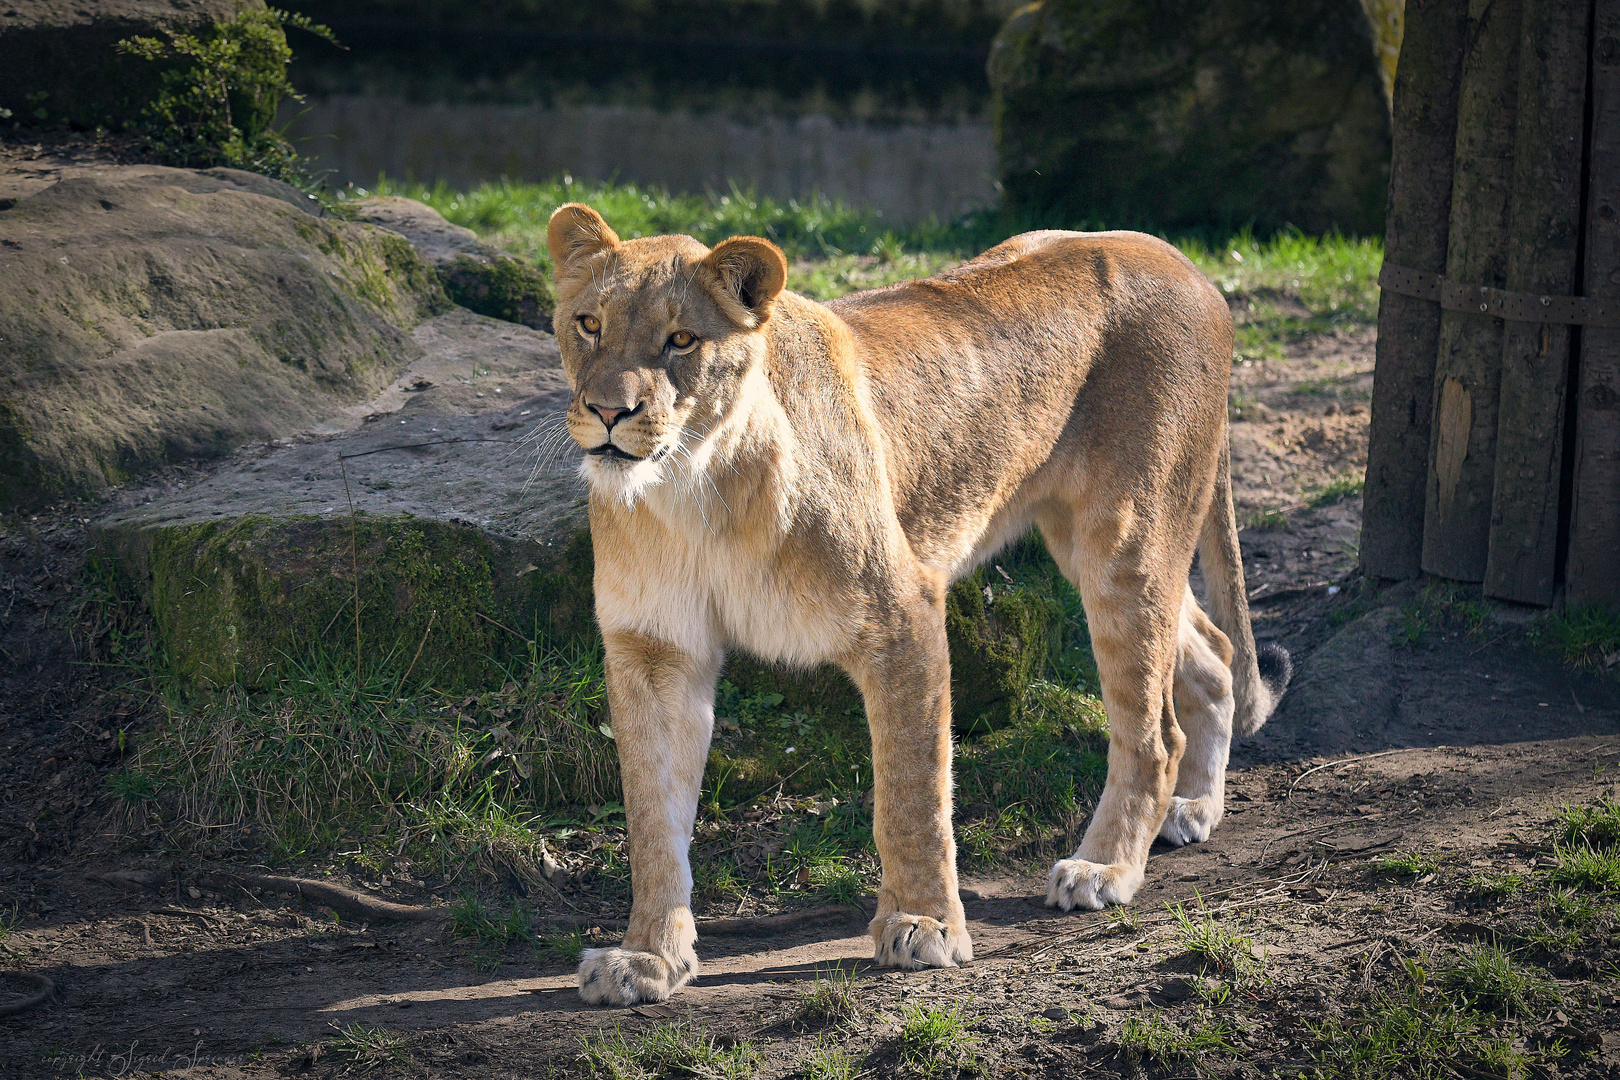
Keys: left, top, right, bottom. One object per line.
{"left": 799, "top": 1038, "right": 857, "bottom": 1080}
{"left": 541, "top": 929, "right": 585, "bottom": 966}
{"left": 324, "top": 1022, "right": 409, "bottom": 1070}
{"left": 1438, "top": 944, "right": 1558, "bottom": 1018}
{"left": 1168, "top": 901, "right": 1264, "bottom": 986}
{"left": 1119, "top": 1013, "right": 1238, "bottom": 1065}
{"left": 1248, "top": 506, "right": 1290, "bottom": 530}
{"left": 1464, "top": 869, "right": 1528, "bottom": 902}
{"left": 1538, "top": 887, "right": 1596, "bottom": 928}
{"left": 1371, "top": 850, "right": 1439, "bottom": 878}
{"left": 798, "top": 964, "right": 861, "bottom": 1027}
{"left": 1105, "top": 905, "right": 1140, "bottom": 933}
{"left": 107, "top": 769, "right": 157, "bottom": 804}
{"left": 1307, "top": 475, "right": 1364, "bottom": 508}
{"left": 899, "top": 1000, "right": 976, "bottom": 1078}
{"left": 1555, "top": 796, "right": 1620, "bottom": 849}
{"left": 1549, "top": 842, "right": 1620, "bottom": 893}
{"left": 579, "top": 1023, "right": 760, "bottom": 1080}
{"left": 449, "top": 894, "right": 533, "bottom": 949}
{"left": 1535, "top": 604, "right": 1620, "bottom": 667}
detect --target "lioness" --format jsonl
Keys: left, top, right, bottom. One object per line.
{"left": 547, "top": 204, "right": 1291, "bottom": 1006}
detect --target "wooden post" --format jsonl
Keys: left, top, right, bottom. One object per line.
{"left": 1570, "top": 0, "right": 1620, "bottom": 609}
{"left": 1362, "top": 0, "right": 1471, "bottom": 580}
{"left": 1485, "top": 0, "right": 1592, "bottom": 605}
{"left": 1422, "top": 0, "right": 1525, "bottom": 582}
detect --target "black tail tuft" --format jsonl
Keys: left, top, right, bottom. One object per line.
{"left": 1257, "top": 642, "right": 1292, "bottom": 700}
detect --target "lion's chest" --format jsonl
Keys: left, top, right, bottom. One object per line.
{"left": 706, "top": 556, "right": 850, "bottom": 667}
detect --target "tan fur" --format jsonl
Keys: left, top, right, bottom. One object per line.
{"left": 546, "top": 205, "right": 1282, "bottom": 1004}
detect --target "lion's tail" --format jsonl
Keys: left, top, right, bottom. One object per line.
{"left": 1198, "top": 437, "right": 1291, "bottom": 736}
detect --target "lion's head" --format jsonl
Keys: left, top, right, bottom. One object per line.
{"left": 545, "top": 203, "right": 788, "bottom": 506}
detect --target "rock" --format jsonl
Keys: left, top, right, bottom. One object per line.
{"left": 0, "top": 1, "right": 264, "bottom": 130}
{"left": 988, "top": 0, "right": 1392, "bottom": 234}
{"left": 350, "top": 196, "right": 554, "bottom": 332}
{"left": 91, "top": 308, "right": 590, "bottom": 691}
{"left": 1260, "top": 603, "right": 1402, "bottom": 756}
{"left": 946, "top": 569, "right": 1062, "bottom": 732}
{"left": 0, "top": 166, "right": 448, "bottom": 509}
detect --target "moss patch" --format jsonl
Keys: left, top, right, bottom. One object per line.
{"left": 441, "top": 252, "right": 555, "bottom": 332}
{"left": 95, "top": 514, "right": 594, "bottom": 691}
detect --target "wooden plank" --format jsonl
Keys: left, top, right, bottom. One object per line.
{"left": 1422, "top": 0, "right": 1525, "bottom": 582}
{"left": 1362, "top": 0, "right": 1471, "bottom": 580}
{"left": 1485, "top": 0, "right": 1592, "bottom": 605}
{"left": 1570, "top": 0, "right": 1620, "bottom": 610}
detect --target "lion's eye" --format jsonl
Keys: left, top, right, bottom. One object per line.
{"left": 579, "top": 314, "right": 601, "bottom": 335}
{"left": 668, "top": 330, "right": 695, "bottom": 350}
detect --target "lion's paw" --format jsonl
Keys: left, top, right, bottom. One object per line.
{"left": 1158, "top": 796, "right": 1220, "bottom": 847}
{"left": 871, "top": 913, "right": 972, "bottom": 970}
{"left": 577, "top": 945, "right": 696, "bottom": 1006}
{"left": 1046, "top": 858, "right": 1143, "bottom": 911}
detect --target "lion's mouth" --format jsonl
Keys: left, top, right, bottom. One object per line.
{"left": 586, "top": 444, "right": 644, "bottom": 462}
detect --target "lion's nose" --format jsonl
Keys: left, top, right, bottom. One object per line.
{"left": 588, "top": 402, "right": 638, "bottom": 430}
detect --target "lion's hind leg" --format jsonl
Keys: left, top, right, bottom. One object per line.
{"left": 1158, "top": 587, "right": 1235, "bottom": 847}
{"left": 1037, "top": 503, "right": 1187, "bottom": 911}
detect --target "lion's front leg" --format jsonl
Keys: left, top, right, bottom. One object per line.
{"left": 846, "top": 587, "right": 972, "bottom": 971}
{"left": 577, "top": 628, "right": 719, "bottom": 1006}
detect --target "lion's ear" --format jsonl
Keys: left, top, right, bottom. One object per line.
{"left": 702, "top": 236, "right": 788, "bottom": 327}
{"left": 547, "top": 203, "right": 620, "bottom": 276}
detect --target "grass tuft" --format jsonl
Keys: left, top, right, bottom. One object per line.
{"left": 898, "top": 1000, "right": 976, "bottom": 1078}
{"left": 1437, "top": 944, "right": 1558, "bottom": 1018}
{"left": 324, "top": 1022, "right": 409, "bottom": 1071}
{"left": 1168, "top": 901, "right": 1265, "bottom": 987}
{"left": 800, "top": 1038, "right": 857, "bottom": 1080}
{"left": 798, "top": 964, "right": 861, "bottom": 1027}
{"left": 449, "top": 894, "right": 534, "bottom": 949}
{"left": 1555, "top": 796, "right": 1620, "bottom": 849}
{"left": 1549, "top": 841, "right": 1620, "bottom": 893}
{"left": 1307, "top": 475, "right": 1364, "bottom": 509}
{"left": 580, "top": 1022, "right": 760, "bottom": 1080}
{"left": 1370, "top": 851, "right": 1440, "bottom": 878}
{"left": 1535, "top": 604, "right": 1620, "bottom": 668}
{"left": 1118, "top": 1013, "right": 1238, "bottom": 1065}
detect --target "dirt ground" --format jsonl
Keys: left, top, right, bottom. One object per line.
{"left": 5, "top": 234, "right": 1620, "bottom": 1077}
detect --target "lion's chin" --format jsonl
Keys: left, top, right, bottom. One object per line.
{"left": 581, "top": 451, "right": 667, "bottom": 507}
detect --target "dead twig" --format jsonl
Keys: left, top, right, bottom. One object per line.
{"left": 195, "top": 873, "right": 442, "bottom": 923}
{"left": 1287, "top": 748, "right": 1443, "bottom": 800}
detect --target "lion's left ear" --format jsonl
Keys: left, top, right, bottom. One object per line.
{"left": 702, "top": 236, "right": 788, "bottom": 327}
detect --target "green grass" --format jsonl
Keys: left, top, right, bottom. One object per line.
{"left": 1118, "top": 1013, "right": 1239, "bottom": 1068}
{"left": 542, "top": 928, "right": 586, "bottom": 966}
{"left": 449, "top": 894, "right": 534, "bottom": 949}
{"left": 1555, "top": 796, "right": 1620, "bottom": 848}
{"left": 1307, "top": 475, "right": 1364, "bottom": 509}
{"left": 1535, "top": 604, "right": 1620, "bottom": 668}
{"left": 799, "top": 1038, "right": 857, "bottom": 1080}
{"left": 358, "top": 178, "right": 1382, "bottom": 348}
{"left": 1464, "top": 870, "right": 1528, "bottom": 903}
{"left": 898, "top": 1000, "right": 976, "bottom": 1079}
{"left": 1168, "top": 901, "right": 1266, "bottom": 988}
{"left": 323, "top": 1022, "right": 410, "bottom": 1071}
{"left": 1308, "top": 993, "right": 1542, "bottom": 1080}
{"left": 1371, "top": 851, "right": 1440, "bottom": 878}
{"left": 1549, "top": 842, "right": 1620, "bottom": 893}
{"left": 1437, "top": 944, "right": 1558, "bottom": 1018}
{"left": 798, "top": 965, "right": 861, "bottom": 1027}
{"left": 580, "top": 1022, "right": 760, "bottom": 1080}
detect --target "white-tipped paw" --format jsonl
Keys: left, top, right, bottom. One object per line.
{"left": 577, "top": 946, "right": 697, "bottom": 1005}
{"left": 871, "top": 913, "right": 972, "bottom": 970}
{"left": 1046, "top": 858, "right": 1142, "bottom": 911}
{"left": 1158, "top": 796, "right": 1221, "bottom": 847}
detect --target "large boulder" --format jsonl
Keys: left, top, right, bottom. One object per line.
{"left": 0, "top": 1, "right": 262, "bottom": 130}
{"left": 349, "top": 196, "right": 555, "bottom": 332}
{"left": 0, "top": 166, "right": 448, "bottom": 509}
{"left": 988, "top": 0, "right": 1392, "bottom": 235}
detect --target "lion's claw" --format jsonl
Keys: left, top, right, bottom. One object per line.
{"left": 1158, "top": 795, "right": 1220, "bottom": 847}
{"left": 1046, "top": 858, "right": 1142, "bottom": 911}
{"left": 577, "top": 945, "right": 696, "bottom": 1005}
{"left": 871, "top": 912, "right": 972, "bottom": 970}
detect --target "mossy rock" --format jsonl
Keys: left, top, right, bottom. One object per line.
{"left": 724, "top": 571, "right": 1062, "bottom": 734}
{"left": 93, "top": 515, "right": 595, "bottom": 691}
{"left": 350, "top": 196, "right": 554, "bottom": 333}
{"left": 0, "top": 166, "right": 449, "bottom": 510}
{"left": 988, "top": 0, "right": 1392, "bottom": 235}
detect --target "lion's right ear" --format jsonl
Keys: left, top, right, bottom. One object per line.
{"left": 546, "top": 203, "right": 620, "bottom": 277}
